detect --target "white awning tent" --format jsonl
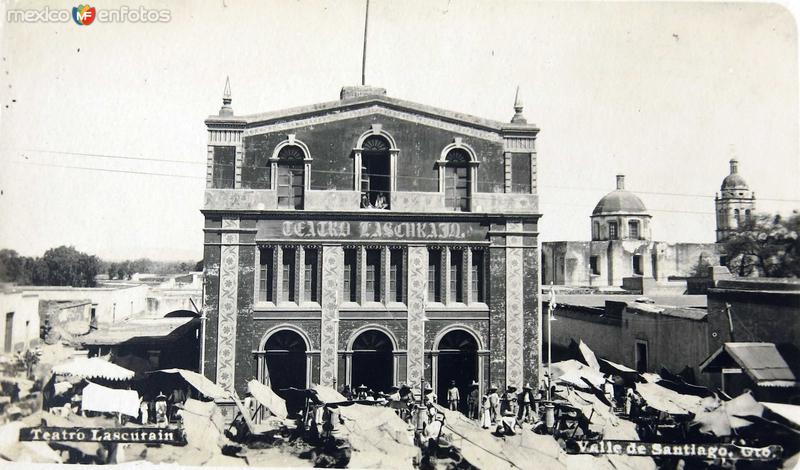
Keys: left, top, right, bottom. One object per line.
{"left": 52, "top": 357, "right": 135, "bottom": 381}
{"left": 155, "top": 368, "right": 229, "bottom": 400}
{"left": 635, "top": 382, "right": 704, "bottom": 416}
{"left": 81, "top": 382, "right": 140, "bottom": 417}
{"left": 247, "top": 379, "right": 287, "bottom": 419}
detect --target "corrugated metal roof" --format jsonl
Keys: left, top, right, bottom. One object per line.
{"left": 726, "top": 343, "right": 797, "bottom": 383}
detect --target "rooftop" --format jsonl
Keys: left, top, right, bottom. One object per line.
{"left": 207, "top": 85, "right": 539, "bottom": 133}
{"left": 79, "top": 316, "right": 199, "bottom": 346}
{"left": 701, "top": 342, "right": 797, "bottom": 387}
{"left": 712, "top": 278, "right": 800, "bottom": 293}
{"left": 545, "top": 294, "right": 708, "bottom": 309}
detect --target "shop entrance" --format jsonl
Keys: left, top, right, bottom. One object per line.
{"left": 436, "top": 329, "right": 478, "bottom": 414}
{"left": 351, "top": 329, "right": 394, "bottom": 393}
{"left": 264, "top": 330, "right": 307, "bottom": 414}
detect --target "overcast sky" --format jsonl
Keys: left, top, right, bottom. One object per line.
{"left": 0, "top": 0, "right": 797, "bottom": 261}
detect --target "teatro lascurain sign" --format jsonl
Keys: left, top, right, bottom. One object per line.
{"left": 259, "top": 220, "right": 488, "bottom": 242}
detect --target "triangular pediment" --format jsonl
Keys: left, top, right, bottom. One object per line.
{"left": 230, "top": 95, "right": 537, "bottom": 140}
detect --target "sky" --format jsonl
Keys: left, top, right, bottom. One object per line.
{"left": 0, "top": 0, "right": 797, "bottom": 261}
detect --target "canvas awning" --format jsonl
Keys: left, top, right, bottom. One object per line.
{"left": 312, "top": 384, "right": 348, "bottom": 404}
{"left": 154, "top": 368, "right": 229, "bottom": 400}
{"left": 52, "top": 357, "right": 134, "bottom": 381}
{"left": 635, "top": 382, "right": 704, "bottom": 416}
{"left": 692, "top": 391, "right": 764, "bottom": 437}
{"left": 80, "top": 317, "right": 199, "bottom": 346}
{"left": 551, "top": 359, "right": 606, "bottom": 389}
{"left": 81, "top": 382, "right": 140, "bottom": 417}
{"left": 762, "top": 402, "right": 800, "bottom": 428}
{"left": 700, "top": 343, "right": 798, "bottom": 387}
{"left": 577, "top": 340, "right": 601, "bottom": 370}
{"left": 248, "top": 380, "right": 287, "bottom": 419}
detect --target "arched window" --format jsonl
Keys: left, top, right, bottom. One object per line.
{"left": 734, "top": 209, "right": 740, "bottom": 228}
{"left": 745, "top": 209, "right": 751, "bottom": 222}
{"left": 444, "top": 149, "right": 471, "bottom": 211}
{"left": 276, "top": 145, "right": 305, "bottom": 209}
{"left": 592, "top": 222, "right": 600, "bottom": 240}
{"left": 360, "top": 136, "right": 391, "bottom": 209}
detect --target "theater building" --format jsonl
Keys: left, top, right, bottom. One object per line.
{"left": 200, "top": 82, "right": 541, "bottom": 410}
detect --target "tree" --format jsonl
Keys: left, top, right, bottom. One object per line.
{"left": 0, "top": 249, "right": 23, "bottom": 282}
{"left": 39, "top": 246, "right": 99, "bottom": 287}
{"left": 107, "top": 262, "right": 117, "bottom": 280}
{"left": 689, "top": 256, "right": 712, "bottom": 278}
{"left": 723, "top": 211, "right": 800, "bottom": 278}
{"left": 194, "top": 260, "right": 203, "bottom": 272}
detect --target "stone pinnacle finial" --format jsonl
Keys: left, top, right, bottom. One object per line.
{"left": 511, "top": 86, "right": 527, "bottom": 124}
{"left": 219, "top": 76, "right": 233, "bottom": 117}
{"left": 729, "top": 158, "right": 739, "bottom": 174}
{"left": 616, "top": 174, "right": 625, "bottom": 190}
{"left": 223, "top": 76, "right": 231, "bottom": 103}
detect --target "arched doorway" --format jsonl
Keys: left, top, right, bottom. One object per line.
{"left": 263, "top": 329, "right": 307, "bottom": 414}
{"left": 351, "top": 329, "right": 394, "bottom": 393}
{"left": 360, "top": 136, "right": 391, "bottom": 209}
{"left": 436, "top": 329, "right": 478, "bottom": 414}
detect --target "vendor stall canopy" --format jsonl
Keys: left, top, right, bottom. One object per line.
{"left": 51, "top": 357, "right": 134, "bottom": 381}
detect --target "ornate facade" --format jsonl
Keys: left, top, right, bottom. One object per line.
{"left": 200, "top": 83, "right": 542, "bottom": 414}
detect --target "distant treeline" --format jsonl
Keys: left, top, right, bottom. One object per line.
{"left": 104, "top": 258, "right": 203, "bottom": 280}
{"left": 0, "top": 246, "right": 201, "bottom": 287}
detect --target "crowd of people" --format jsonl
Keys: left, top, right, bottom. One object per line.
{"left": 337, "top": 379, "right": 553, "bottom": 439}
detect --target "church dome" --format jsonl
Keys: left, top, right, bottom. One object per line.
{"left": 720, "top": 159, "right": 749, "bottom": 191}
{"left": 592, "top": 175, "right": 649, "bottom": 215}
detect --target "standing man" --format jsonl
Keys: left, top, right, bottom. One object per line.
{"left": 467, "top": 381, "right": 479, "bottom": 419}
{"left": 446, "top": 380, "right": 460, "bottom": 412}
{"left": 487, "top": 385, "right": 500, "bottom": 424}
{"left": 519, "top": 384, "right": 534, "bottom": 423}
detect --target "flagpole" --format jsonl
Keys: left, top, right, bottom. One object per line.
{"left": 547, "top": 283, "right": 553, "bottom": 401}
{"left": 361, "top": 0, "right": 370, "bottom": 86}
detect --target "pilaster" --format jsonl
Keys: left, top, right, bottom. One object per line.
{"left": 217, "top": 217, "right": 240, "bottom": 390}
{"left": 407, "top": 246, "right": 428, "bottom": 386}
{"left": 320, "top": 245, "right": 343, "bottom": 386}
{"left": 505, "top": 221, "right": 524, "bottom": 388}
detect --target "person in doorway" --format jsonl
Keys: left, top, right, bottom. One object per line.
{"left": 355, "top": 384, "right": 369, "bottom": 401}
{"left": 446, "top": 380, "right": 460, "bottom": 412}
{"left": 467, "top": 381, "right": 479, "bottom": 419}
{"left": 487, "top": 385, "right": 500, "bottom": 424}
